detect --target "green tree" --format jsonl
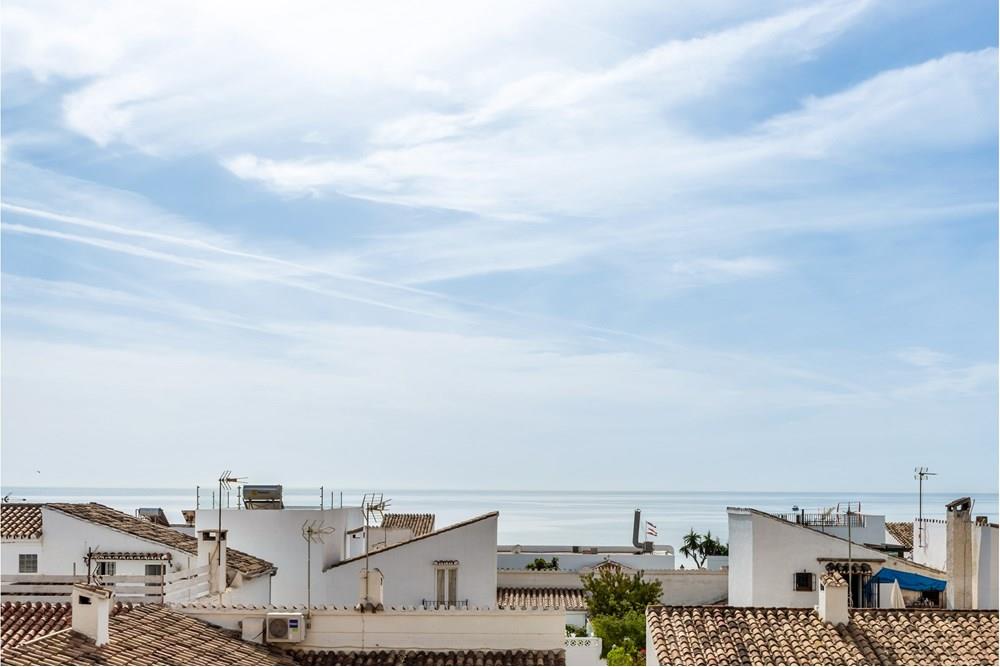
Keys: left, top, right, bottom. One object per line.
{"left": 582, "top": 568, "right": 662, "bottom": 617}
{"left": 680, "top": 528, "right": 704, "bottom": 567}
{"left": 591, "top": 611, "right": 645, "bottom": 661}
{"left": 583, "top": 568, "right": 662, "bottom": 658}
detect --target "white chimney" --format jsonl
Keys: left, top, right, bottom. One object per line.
{"left": 356, "top": 568, "right": 384, "bottom": 612}
{"left": 946, "top": 497, "right": 973, "bottom": 609}
{"left": 198, "top": 528, "right": 228, "bottom": 594}
{"left": 71, "top": 583, "right": 113, "bottom": 646}
{"left": 817, "top": 572, "right": 849, "bottom": 626}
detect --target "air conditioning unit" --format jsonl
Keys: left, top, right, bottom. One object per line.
{"left": 265, "top": 612, "right": 306, "bottom": 643}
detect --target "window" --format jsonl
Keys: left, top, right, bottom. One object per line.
{"left": 95, "top": 562, "right": 116, "bottom": 577}
{"left": 434, "top": 561, "right": 459, "bottom": 607}
{"left": 145, "top": 563, "right": 166, "bottom": 587}
{"left": 794, "top": 571, "right": 815, "bottom": 592}
{"left": 18, "top": 554, "right": 38, "bottom": 573}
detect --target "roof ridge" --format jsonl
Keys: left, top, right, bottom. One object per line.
{"left": 324, "top": 511, "right": 498, "bottom": 570}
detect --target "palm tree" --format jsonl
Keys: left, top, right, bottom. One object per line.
{"left": 680, "top": 529, "right": 702, "bottom": 567}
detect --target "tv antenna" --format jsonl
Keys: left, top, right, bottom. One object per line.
{"left": 302, "top": 520, "right": 335, "bottom": 612}
{"left": 215, "top": 471, "right": 245, "bottom": 597}
{"left": 841, "top": 501, "right": 861, "bottom": 608}
{"left": 914, "top": 467, "right": 937, "bottom": 548}
{"left": 360, "top": 493, "right": 391, "bottom": 607}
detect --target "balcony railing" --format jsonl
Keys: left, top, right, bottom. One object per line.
{"left": 1, "top": 565, "right": 210, "bottom": 604}
{"left": 420, "top": 599, "right": 469, "bottom": 609}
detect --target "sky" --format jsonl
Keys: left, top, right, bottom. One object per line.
{"left": 1, "top": 0, "right": 997, "bottom": 492}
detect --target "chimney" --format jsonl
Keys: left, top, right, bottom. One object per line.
{"left": 356, "top": 568, "right": 384, "bottom": 613}
{"left": 71, "top": 583, "right": 112, "bottom": 646}
{"left": 946, "top": 497, "right": 973, "bottom": 609}
{"left": 816, "top": 573, "right": 849, "bottom": 626}
{"left": 198, "top": 528, "right": 228, "bottom": 594}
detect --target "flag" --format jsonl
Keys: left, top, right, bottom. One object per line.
{"left": 646, "top": 521, "right": 657, "bottom": 538}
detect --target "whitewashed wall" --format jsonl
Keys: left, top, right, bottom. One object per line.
{"left": 727, "top": 509, "right": 944, "bottom": 608}
{"left": 973, "top": 523, "right": 998, "bottom": 609}
{"left": 497, "top": 552, "right": 673, "bottom": 571}
{"left": 195, "top": 507, "right": 364, "bottom": 605}
{"left": 497, "top": 568, "right": 725, "bottom": 606}
{"left": 174, "top": 604, "right": 565, "bottom": 652}
{"left": 324, "top": 514, "right": 498, "bottom": 608}
{"left": 911, "top": 519, "right": 948, "bottom": 571}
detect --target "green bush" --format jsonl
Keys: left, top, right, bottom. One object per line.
{"left": 565, "top": 624, "right": 588, "bottom": 637}
{"left": 591, "top": 611, "right": 646, "bottom": 659}
{"left": 605, "top": 639, "right": 644, "bottom": 666}
{"left": 525, "top": 557, "right": 559, "bottom": 571}
{"left": 582, "top": 568, "right": 662, "bottom": 617}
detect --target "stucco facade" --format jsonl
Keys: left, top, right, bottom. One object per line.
{"left": 324, "top": 513, "right": 499, "bottom": 609}
{"left": 727, "top": 508, "right": 945, "bottom": 608}
{"left": 194, "top": 506, "right": 365, "bottom": 605}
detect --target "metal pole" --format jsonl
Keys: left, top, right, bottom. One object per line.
{"left": 196, "top": 485, "right": 200, "bottom": 510}
{"left": 847, "top": 507, "right": 853, "bottom": 608}
{"left": 320, "top": 486, "right": 324, "bottom": 510}
{"left": 918, "top": 473, "right": 923, "bottom": 548}
{"left": 306, "top": 530, "right": 312, "bottom": 613}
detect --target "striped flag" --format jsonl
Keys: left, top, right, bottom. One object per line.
{"left": 646, "top": 521, "right": 657, "bottom": 538}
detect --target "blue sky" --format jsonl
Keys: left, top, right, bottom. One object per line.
{"left": 1, "top": 0, "right": 997, "bottom": 491}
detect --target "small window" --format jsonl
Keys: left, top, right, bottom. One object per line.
{"left": 95, "top": 562, "right": 116, "bottom": 576}
{"left": 794, "top": 572, "right": 815, "bottom": 592}
{"left": 145, "top": 563, "right": 165, "bottom": 586}
{"left": 18, "top": 554, "right": 38, "bottom": 573}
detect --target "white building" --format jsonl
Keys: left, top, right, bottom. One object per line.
{"left": 1, "top": 503, "right": 274, "bottom": 605}
{"left": 194, "top": 504, "right": 365, "bottom": 605}
{"left": 323, "top": 512, "right": 500, "bottom": 609}
{"left": 727, "top": 506, "right": 948, "bottom": 609}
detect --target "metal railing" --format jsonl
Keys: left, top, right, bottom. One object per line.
{"left": 420, "top": 599, "right": 469, "bottom": 609}
{"left": 779, "top": 512, "right": 866, "bottom": 528}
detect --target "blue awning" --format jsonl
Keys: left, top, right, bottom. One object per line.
{"left": 868, "top": 567, "right": 946, "bottom": 592}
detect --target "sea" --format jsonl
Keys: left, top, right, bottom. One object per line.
{"left": 3, "top": 487, "right": 996, "bottom": 566}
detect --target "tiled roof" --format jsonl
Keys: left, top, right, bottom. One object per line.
{"left": 326, "top": 512, "right": 498, "bottom": 570}
{"left": 885, "top": 522, "right": 914, "bottom": 550}
{"left": 90, "top": 551, "right": 173, "bottom": 561}
{"left": 286, "top": 649, "right": 565, "bottom": 665}
{"left": 381, "top": 513, "right": 435, "bottom": 537}
{"left": 497, "top": 587, "right": 587, "bottom": 611}
{"left": 646, "top": 605, "right": 1000, "bottom": 666}
{"left": 1, "top": 604, "right": 293, "bottom": 665}
{"left": 1, "top": 504, "right": 43, "bottom": 539}
{"left": 45, "top": 503, "right": 274, "bottom": 578}
{"left": 1, "top": 601, "right": 133, "bottom": 648}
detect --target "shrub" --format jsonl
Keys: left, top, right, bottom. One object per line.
{"left": 591, "top": 611, "right": 645, "bottom": 659}
{"left": 605, "top": 638, "right": 644, "bottom": 665}
{"left": 525, "top": 557, "right": 559, "bottom": 571}
{"left": 565, "top": 624, "right": 588, "bottom": 637}
{"left": 582, "top": 568, "right": 662, "bottom": 617}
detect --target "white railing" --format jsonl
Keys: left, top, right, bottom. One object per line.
{"left": 1, "top": 565, "right": 211, "bottom": 604}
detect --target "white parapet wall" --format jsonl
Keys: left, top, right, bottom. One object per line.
{"left": 497, "top": 568, "right": 727, "bottom": 606}
{"left": 171, "top": 603, "right": 565, "bottom": 652}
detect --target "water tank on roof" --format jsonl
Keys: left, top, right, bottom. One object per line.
{"left": 243, "top": 485, "right": 284, "bottom": 509}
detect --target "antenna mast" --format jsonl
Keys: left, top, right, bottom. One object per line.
{"left": 360, "top": 492, "right": 390, "bottom": 608}
{"left": 302, "top": 520, "right": 334, "bottom": 614}
{"left": 914, "top": 467, "right": 937, "bottom": 548}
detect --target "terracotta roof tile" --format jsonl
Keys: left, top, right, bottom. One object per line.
{"left": 380, "top": 513, "right": 435, "bottom": 537}
{"left": 286, "top": 649, "right": 565, "bottom": 665}
{"left": 89, "top": 551, "right": 173, "bottom": 561}
{"left": 885, "top": 522, "right": 914, "bottom": 551}
{"left": 646, "top": 606, "right": 999, "bottom": 666}
{"left": 0, "top": 604, "right": 293, "bottom": 665}
{"left": 1, "top": 601, "right": 133, "bottom": 648}
{"left": 497, "top": 588, "right": 587, "bottom": 611}
{"left": 1, "top": 504, "right": 43, "bottom": 539}
{"left": 45, "top": 503, "right": 274, "bottom": 578}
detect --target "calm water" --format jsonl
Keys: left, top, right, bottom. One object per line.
{"left": 4, "top": 487, "right": 996, "bottom": 566}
